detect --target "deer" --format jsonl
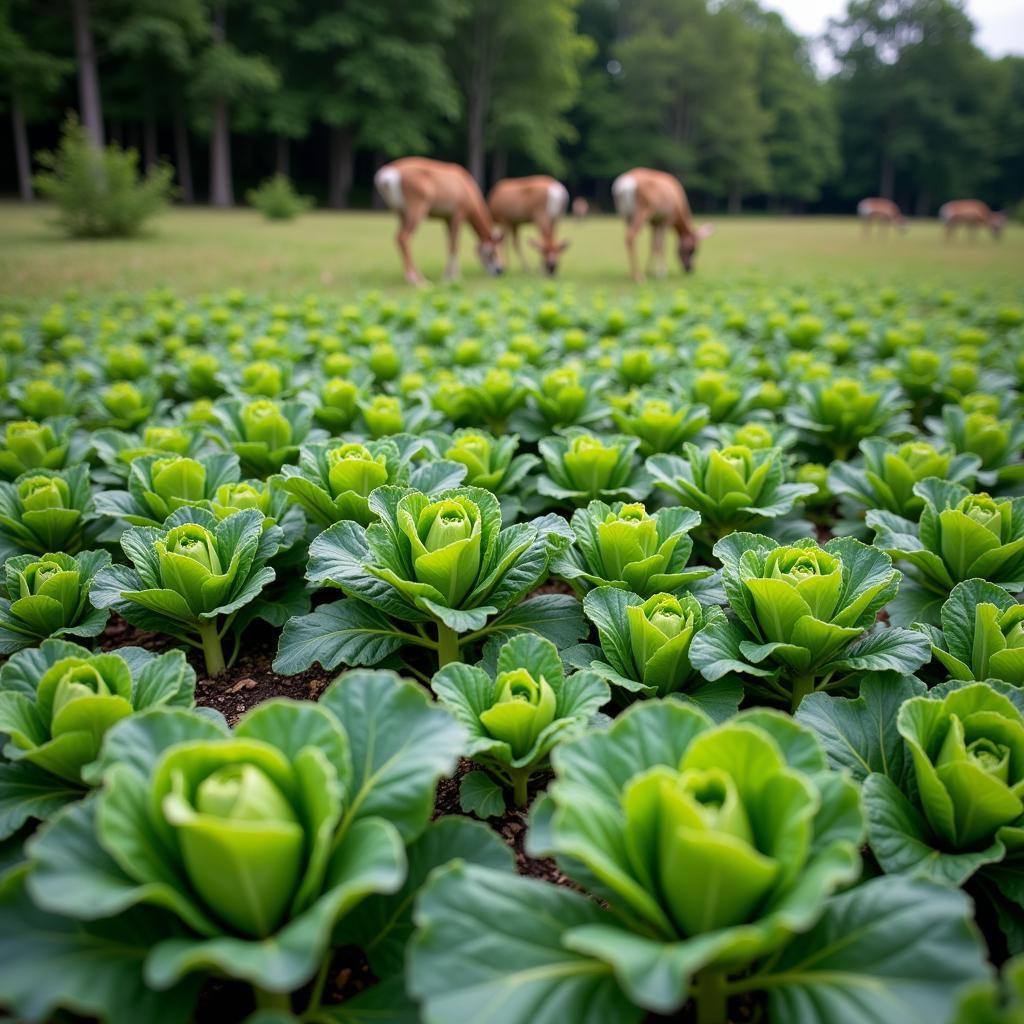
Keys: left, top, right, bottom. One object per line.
{"left": 939, "top": 200, "right": 1008, "bottom": 240}
{"left": 572, "top": 197, "right": 590, "bottom": 219}
{"left": 374, "top": 157, "right": 504, "bottom": 285}
{"left": 611, "top": 168, "right": 714, "bottom": 282}
{"left": 857, "top": 197, "right": 907, "bottom": 235}
{"left": 487, "top": 175, "right": 571, "bottom": 276}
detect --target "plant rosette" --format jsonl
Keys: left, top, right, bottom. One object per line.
{"left": 0, "top": 639, "right": 196, "bottom": 839}
{"left": 610, "top": 392, "right": 709, "bottom": 457}
{"left": 273, "top": 435, "right": 466, "bottom": 529}
{"left": 409, "top": 700, "right": 988, "bottom": 1024}
{"left": 550, "top": 499, "right": 713, "bottom": 598}
{"left": 690, "top": 533, "right": 930, "bottom": 711}
{"left": 274, "top": 484, "right": 580, "bottom": 676}
{"left": 0, "top": 418, "right": 84, "bottom": 481}
{"left": 0, "top": 466, "right": 96, "bottom": 561}
{"left": 915, "top": 579, "right": 1024, "bottom": 685}
{"left": 535, "top": 431, "right": 653, "bottom": 510}
{"left": 647, "top": 443, "right": 817, "bottom": 549}
{"left": 91, "top": 506, "right": 282, "bottom": 677}
{"left": 0, "top": 549, "right": 110, "bottom": 653}
{"left": 868, "top": 478, "right": 1024, "bottom": 626}
{"left": 207, "top": 397, "right": 322, "bottom": 477}
{"left": 0, "top": 670, "right": 507, "bottom": 1023}
{"left": 433, "top": 633, "right": 609, "bottom": 810}
{"left": 927, "top": 404, "right": 1024, "bottom": 492}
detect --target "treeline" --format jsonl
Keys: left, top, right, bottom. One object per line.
{"left": 1, "top": 0, "right": 1021, "bottom": 215}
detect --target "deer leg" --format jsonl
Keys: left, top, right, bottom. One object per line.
{"left": 653, "top": 225, "right": 668, "bottom": 278}
{"left": 625, "top": 213, "right": 646, "bottom": 284}
{"left": 396, "top": 205, "right": 427, "bottom": 286}
{"left": 512, "top": 225, "right": 528, "bottom": 270}
{"left": 445, "top": 215, "right": 462, "bottom": 281}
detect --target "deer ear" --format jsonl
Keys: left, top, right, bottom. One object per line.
{"left": 696, "top": 223, "right": 715, "bottom": 240}
{"left": 559, "top": 239, "right": 572, "bottom": 251}
{"left": 528, "top": 238, "right": 544, "bottom": 251}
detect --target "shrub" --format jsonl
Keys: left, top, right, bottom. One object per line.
{"left": 246, "top": 173, "right": 314, "bottom": 220}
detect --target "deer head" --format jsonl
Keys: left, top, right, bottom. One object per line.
{"left": 529, "top": 237, "right": 571, "bottom": 276}
{"left": 679, "top": 224, "right": 714, "bottom": 273}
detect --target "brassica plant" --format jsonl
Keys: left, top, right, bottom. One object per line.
{"left": 208, "top": 398, "right": 319, "bottom": 477}
{"left": 0, "top": 418, "right": 82, "bottom": 480}
{"left": 0, "top": 466, "right": 95, "bottom": 559}
{"left": 91, "top": 507, "right": 282, "bottom": 676}
{"left": 928, "top": 404, "right": 1024, "bottom": 490}
{"left": 536, "top": 431, "right": 652, "bottom": 509}
{"left": 0, "top": 550, "right": 110, "bottom": 653}
{"left": 691, "top": 533, "right": 930, "bottom": 710}
{"left": 433, "top": 633, "right": 608, "bottom": 808}
{"left": 439, "top": 429, "right": 538, "bottom": 521}
{"left": 610, "top": 392, "right": 709, "bottom": 456}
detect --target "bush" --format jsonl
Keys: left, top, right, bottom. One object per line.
{"left": 246, "top": 174, "right": 314, "bottom": 220}
{"left": 33, "top": 116, "right": 175, "bottom": 238}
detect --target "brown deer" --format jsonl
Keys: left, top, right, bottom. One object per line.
{"left": 611, "top": 168, "right": 713, "bottom": 282}
{"left": 571, "top": 197, "right": 590, "bottom": 219}
{"left": 374, "top": 157, "right": 504, "bottom": 285}
{"left": 857, "top": 197, "right": 907, "bottom": 235}
{"left": 939, "top": 200, "right": 1008, "bottom": 240}
{"left": 487, "top": 175, "right": 571, "bottom": 276}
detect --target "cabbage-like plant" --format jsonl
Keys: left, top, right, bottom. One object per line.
{"left": 786, "top": 377, "right": 908, "bottom": 460}
{"left": 519, "top": 367, "right": 610, "bottom": 438}
{"left": 867, "top": 479, "right": 1024, "bottom": 625}
{"left": 273, "top": 436, "right": 465, "bottom": 529}
{"left": 691, "top": 533, "right": 929, "bottom": 710}
{"left": 311, "top": 376, "right": 362, "bottom": 432}
{"left": 916, "top": 579, "right": 1024, "bottom": 684}
{"left": 0, "top": 418, "right": 82, "bottom": 480}
{"left": 927, "top": 404, "right": 1024, "bottom": 491}
{"left": 536, "top": 431, "right": 652, "bottom": 509}
{"left": 88, "top": 379, "right": 163, "bottom": 430}
{"left": 0, "top": 550, "right": 110, "bottom": 653}
{"left": 0, "top": 639, "right": 195, "bottom": 838}
{"left": 433, "top": 633, "right": 608, "bottom": 808}
{"left": 648, "top": 444, "right": 816, "bottom": 546}
{"left": 440, "top": 429, "right": 538, "bottom": 521}
{"left": 610, "top": 392, "right": 708, "bottom": 456}
{"left": 208, "top": 397, "right": 318, "bottom": 477}
{"left": 0, "top": 466, "right": 95, "bottom": 559}
{"left": 550, "top": 500, "right": 711, "bottom": 597}
{"left": 410, "top": 702, "right": 984, "bottom": 1024}
{"left": 94, "top": 451, "right": 242, "bottom": 527}
{"left": 829, "top": 438, "right": 980, "bottom": 522}
{"left": 954, "top": 953, "right": 1024, "bottom": 1024}
{"left": 0, "top": 671, "right": 495, "bottom": 1023}
{"left": 275, "top": 485, "right": 577, "bottom": 674}
{"left": 90, "top": 425, "right": 209, "bottom": 483}
{"left": 91, "top": 507, "right": 282, "bottom": 676}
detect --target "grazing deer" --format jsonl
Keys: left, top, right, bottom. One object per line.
{"left": 611, "top": 168, "right": 713, "bottom": 282}
{"left": 374, "top": 157, "right": 504, "bottom": 285}
{"left": 857, "top": 197, "right": 907, "bottom": 235}
{"left": 572, "top": 197, "right": 590, "bottom": 219}
{"left": 487, "top": 175, "right": 571, "bottom": 276}
{"left": 939, "top": 200, "right": 1008, "bottom": 240}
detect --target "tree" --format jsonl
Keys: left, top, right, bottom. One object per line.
{"left": 70, "top": 0, "right": 104, "bottom": 146}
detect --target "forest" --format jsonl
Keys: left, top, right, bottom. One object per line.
{"left": 2, "top": 0, "right": 1022, "bottom": 216}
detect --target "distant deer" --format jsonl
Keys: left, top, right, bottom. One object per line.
{"left": 939, "top": 200, "right": 1008, "bottom": 240}
{"left": 572, "top": 197, "right": 590, "bottom": 219}
{"left": 487, "top": 176, "right": 571, "bottom": 276}
{"left": 857, "top": 197, "right": 907, "bottom": 235}
{"left": 611, "top": 168, "right": 714, "bottom": 282}
{"left": 374, "top": 157, "right": 504, "bottom": 285}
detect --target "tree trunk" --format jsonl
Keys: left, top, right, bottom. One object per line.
{"left": 209, "top": 98, "right": 233, "bottom": 207}
{"left": 71, "top": 0, "right": 104, "bottom": 147}
{"left": 466, "top": 11, "right": 492, "bottom": 187}
{"left": 173, "top": 106, "right": 194, "bottom": 203}
{"left": 143, "top": 113, "right": 158, "bottom": 169}
{"left": 728, "top": 184, "right": 742, "bottom": 215}
{"left": 491, "top": 147, "right": 507, "bottom": 184}
{"left": 328, "top": 127, "right": 353, "bottom": 208}
{"left": 275, "top": 134, "right": 290, "bottom": 177}
{"left": 915, "top": 189, "right": 930, "bottom": 217}
{"left": 10, "top": 95, "right": 33, "bottom": 202}
{"left": 879, "top": 154, "right": 894, "bottom": 200}
{"left": 370, "top": 152, "right": 386, "bottom": 208}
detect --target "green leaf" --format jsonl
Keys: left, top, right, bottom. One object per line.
{"left": 480, "top": 594, "right": 587, "bottom": 649}
{"left": 761, "top": 875, "right": 990, "bottom": 1024}
{"left": 460, "top": 771, "right": 506, "bottom": 819}
{"left": 409, "top": 862, "right": 640, "bottom": 1024}
{"left": 824, "top": 627, "right": 931, "bottom": 675}
{"left": 0, "top": 759, "right": 81, "bottom": 840}
{"left": 796, "top": 674, "right": 927, "bottom": 786}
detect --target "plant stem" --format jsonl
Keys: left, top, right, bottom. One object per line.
{"left": 197, "top": 619, "right": 226, "bottom": 677}
{"left": 253, "top": 987, "right": 291, "bottom": 1012}
{"left": 789, "top": 674, "right": 816, "bottom": 713}
{"left": 436, "top": 622, "right": 461, "bottom": 667}
{"left": 694, "top": 968, "right": 728, "bottom": 1024}
{"left": 511, "top": 770, "right": 530, "bottom": 809}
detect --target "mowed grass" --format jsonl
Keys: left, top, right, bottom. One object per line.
{"left": 0, "top": 200, "right": 1021, "bottom": 303}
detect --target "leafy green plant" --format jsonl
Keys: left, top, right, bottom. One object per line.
{"left": 648, "top": 443, "right": 816, "bottom": 547}
{"left": 691, "top": 533, "right": 930, "bottom": 710}
{"left": 536, "top": 431, "right": 652, "bottom": 509}
{"left": 439, "top": 429, "right": 538, "bottom": 521}
{"left": 0, "top": 418, "right": 82, "bottom": 480}
{"left": 928, "top": 404, "right": 1024, "bottom": 491}
{"left": 954, "top": 953, "right": 1024, "bottom": 1024}
{"left": 0, "top": 639, "right": 195, "bottom": 838}
{"left": 274, "top": 485, "right": 578, "bottom": 674}
{"left": 33, "top": 116, "right": 175, "bottom": 238}
{"left": 273, "top": 436, "right": 464, "bottom": 529}
{"left": 245, "top": 173, "right": 314, "bottom": 220}
{"left": 208, "top": 398, "right": 319, "bottom": 477}
{"left": 433, "top": 633, "right": 608, "bottom": 808}
{"left": 916, "top": 579, "right": 1024, "bottom": 684}
{"left": 868, "top": 479, "right": 1024, "bottom": 625}
{"left": 610, "top": 392, "right": 709, "bottom": 456}
{"left": 550, "top": 499, "right": 711, "bottom": 597}
{"left": 410, "top": 701, "right": 987, "bottom": 1024}
{"left": 91, "top": 507, "right": 282, "bottom": 676}
{"left": 0, "top": 467, "right": 95, "bottom": 559}
{"left": 0, "top": 550, "right": 110, "bottom": 653}
{"left": 0, "top": 670, "right": 492, "bottom": 1022}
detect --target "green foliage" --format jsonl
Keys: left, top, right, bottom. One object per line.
{"left": 245, "top": 174, "right": 313, "bottom": 221}
{"left": 33, "top": 117, "right": 174, "bottom": 239}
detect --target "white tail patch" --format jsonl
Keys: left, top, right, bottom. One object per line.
{"left": 857, "top": 199, "right": 870, "bottom": 217}
{"left": 375, "top": 166, "right": 404, "bottom": 212}
{"left": 547, "top": 182, "right": 569, "bottom": 221}
{"left": 696, "top": 223, "right": 715, "bottom": 240}
{"left": 612, "top": 174, "right": 637, "bottom": 220}
{"left": 938, "top": 203, "right": 952, "bottom": 223}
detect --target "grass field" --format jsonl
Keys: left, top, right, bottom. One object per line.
{"left": 0, "top": 201, "right": 1021, "bottom": 303}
